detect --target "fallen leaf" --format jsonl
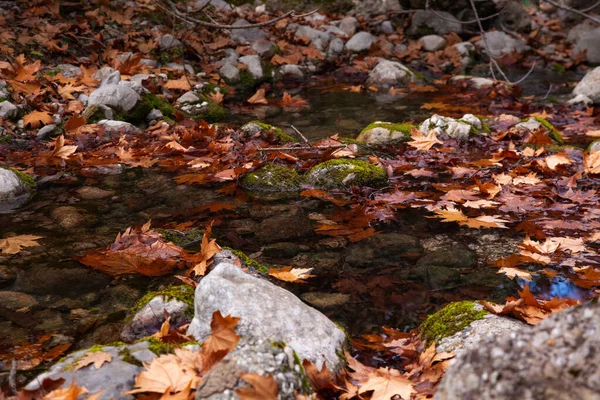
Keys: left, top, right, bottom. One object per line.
{"left": 23, "top": 110, "right": 53, "bottom": 128}
{"left": 74, "top": 351, "right": 112, "bottom": 370}
{"left": 0, "top": 235, "right": 43, "bottom": 254}
{"left": 201, "top": 311, "right": 240, "bottom": 365}
{"left": 236, "top": 373, "right": 278, "bottom": 400}
{"left": 51, "top": 135, "right": 78, "bottom": 159}
{"left": 268, "top": 267, "right": 315, "bottom": 283}
{"left": 407, "top": 129, "right": 443, "bottom": 151}
{"left": 247, "top": 88, "right": 268, "bottom": 105}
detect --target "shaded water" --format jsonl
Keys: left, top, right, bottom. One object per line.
{"left": 0, "top": 73, "right": 582, "bottom": 368}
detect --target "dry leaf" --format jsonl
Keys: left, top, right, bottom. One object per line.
{"left": 247, "top": 88, "right": 268, "bottom": 105}
{"left": 236, "top": 373, "right": 278, "bottom": 400}
{"left": 0, "top": 234, "right": 43, "bottom": 254}
{"left": 51, "top": 135, "right": 78, "bottom": 159}
{"left": 268, "top": 267, "right": 315, "bottom": 283}
{"left": 74, "top": 351, "right": 112, "bottom": 370}
{"left": 23, "top": 110, "right": 53, "bottom": 128}
{"left": 408, "top": 129, "right": 443, "bottom": 151}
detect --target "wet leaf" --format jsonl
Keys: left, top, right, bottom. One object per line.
{"left": 74, "top": 351, "right": 112, "bottom": 370}
{"left": 236, "top": 373, "right": 278, "bottom": 400}
{"left": 0, "top": 234, "right": 43, "bottom": 254}
{"left": 268, "top": 266, "right": 315, "bottom": 283}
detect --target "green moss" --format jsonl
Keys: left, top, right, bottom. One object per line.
{"left": 225, "top": 247, "right": 270, "bottom": 274}
{"left": 0, "top": 134, "right": 12, "bottom": 145}
{"left": 45, "top": 67, "right": 61, "bottom": 77}
{"left": 83, "top": 104, "right": 108, "bottom": 124}
{"left": 237, "top": 70, "right": 258, "bottom": 90}
{"left": 143, "top": 338, "right": 179, "bottom": 355}
{"left": 406, "top": 67, "right": 425, "bottom": 82}
{"left": 156, "top": 228, "right": 203, "bottom": 247}
{"left": 239, "top": 163, "right": 301, "bottom": 195}
{"left": 202, "top": 101, "right": 228, "bottom": 122}
{"left": 130, "top": 285, "right": 195, "bottom": 318}
{"left": 550, "top": 62, "right": 566, "bottom": 74}
{"left": 125, "top": 93, "right": 174, "bottom": 124}
{"left": 292, "top": 349, "right": 313, "bottom": 394}
{"left": 533, "top": 117, "right": 564, "bottom": 144}
{"left": 242, "top": 120, "right": 297, "bottom": 143}
{"left": 118, "top": 347, "right": 143, "bottom": 366}
{"left": 358, "top": 122, "right": 415, "bottom": 144}
{"left": 201, "top": 84, "right": 229, "bottom": 97}
{"left": 306, "top": 158, "right": 388, "bottom": 189}
{"left": 1, "top": 167, "right": 35, "bottom": 188}
{"left": 420, "top": 301, "right": 487, "bottom": 344}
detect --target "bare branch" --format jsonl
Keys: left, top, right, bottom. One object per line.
{"left": 542, "top": 0, "right": 600, "bottom": 24}
{"left": 290, "top": 125, "right": 311, "bottom": 146}
{"left": 258, "top": 145, "right": 347, "bottom": 151}
{"left": 581, "top": 0, "right": 600, "bottom": 13}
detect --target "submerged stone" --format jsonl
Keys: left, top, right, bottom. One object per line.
{"left": 356, "top": 121, "right": 414, "bottom": 145}
{"left": 238, "top": 163, "right": 301, "bottom": 199}
{"left": 0, "top": 167, "right": 35, "bottom": 212}
{"left": 241, "top": 120, "right": 297, "bottom": 143}
{"left": 305, "top": 158, "right": 387, "bottom": 189}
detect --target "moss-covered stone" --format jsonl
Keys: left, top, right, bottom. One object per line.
{"left": 202, "top": 100, "right": 228, "bottom": 122}
{"left": 356, "top": 122, "right": 415, "bottom": 145}
{"left": 118, "top": 347, "right": 143, "bottom": 366}
{"left": 156, "top": 228, "right": 203, "bottom": 248}
{"left": 239, "top": 163, "right": 301, "bottom": 197}
{"left": 420, "top": 301, "right": 487, "bottom": 344}
{"left": 2, "top": 167, "right": 36, "bottom": 189}
{"left": 225, "top": 247, "right": 271, "bottom": 274}
{"left": 130, "top": 285, "right": 195, "bottom": 318}
{"left": 533, "top": 116, "right": 564, "bottom": 144}
{"left": 306, "top": 158, "right": 388, "bottom": 189}
{"left": 241, "top": 120, "right": 297, "bottom": 143}
{"left": 125, "top": 93, "right": 174, "bottom": 124}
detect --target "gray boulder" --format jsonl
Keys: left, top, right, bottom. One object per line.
{"left": 56, "top": 64, "right": 82, "bottom": 78}
{"left": 366, "top": 60, "right": 416, "bottom": 88}
{"left": 93, "top": 66, "right": 121, "bottom": 86}
{"left": 409, "top": 10, "right": 462, "bottom": 36}
{"left": 328, "top": 37, "right": 345, "bottom": 57}
{"left": 339, "top": 16, "right": 358, "bottom": 37}
{"left": 345, "top": 31, "right": 376, "bottom": 53}
{"left": 187, "top": 262, "right": 346, "bottom": 372}
{"left": 252, "top": 39, "right": 278, "bottom": 57}
{"left": 421, "top": 35, "right": 447, "bottom": 52}
{"left": 295, "top": 25, "right": 330, "bottom": 51}
{"left": 352, "top": 0, "right": 401, "bottom": 16}
{"left": 220, "top": 63, "right": 241, "bottom": 83}
{"left": 97, "top": 119, "right": 140, "bottom": 134}
{"left": 567, "top": 23, "right": 595, "bottom": 44}
{"left": 26, "top": 342, "right": 157, "bottom": 400}
{"left": 574, "top": 27, "right": 600, "bottom": 65}
{"left": 419, "top": 113, "right": 483, "bottom": 140}
{"left": 238, "top": 55, "right": 264, "bottom": 79}
{"left": 0, "top": 101, "right": 18, "bottom": 119}
{"left": 280, "top": 64, "right": 305, "bottom": 81}
{"left": 177, "top": 91, "right": 201, "bottom": 104}
{"left": 437, "top": 302, "right": 600, "bottom": 400}
{"left": 230, "top": 19, "right": 267, "bottom": 44}
{"left": 475, "top": 31, "right": 530, "bottom": 58}
{"left": 573, "top": 67, "right": 600, "bottom": 104}
{"left": 88, "top": 84, "right": 141, "bottom": 112}
{"left": 156, "top": 34, "right": 182, "bottom": 50}
{"left": 0, "top": 168, "right": 33, "bottom": 211}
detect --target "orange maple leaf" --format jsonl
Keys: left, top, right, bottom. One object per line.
{"left": 247, "top": 88, "right": 268, "bottom": 105}
{"left": 23, "top": 110, "right": 53, "bottom": 128}
{"left": 280, "top": 92, "right": 308, "bottom": 108}
{"left": 201, "top": 311, "right": 240, "bottom": 368}
{"left": 407, "top": 129, "right": 443, "bottom": 151}
{"left": 236, "top": 373, "right": 278, "bottom": 400}
{"left": 268, "top": 266, "right": 315, "bottom": 283}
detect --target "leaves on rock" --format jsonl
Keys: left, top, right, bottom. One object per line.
{"left": 74, "top": 351, "right": 112, "bottom": 370}
{"left": 236, "top": 373, "right": 279, "bottom": 400}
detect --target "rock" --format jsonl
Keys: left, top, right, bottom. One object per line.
{"left": 252, "top": 38, "right": 277, "bottom": 57}
{"left": 93, "top": 66, "right": 121, "bottom": 86}
{"left": 261, "top": 242, "right": 303, "bottom": 258}
{"left": 36, "top": 124, "right": 56, "bottom": 139}
{"left": 409, "top": 10, "right": 462, "bottom": 36}
{"left": 0, "top": 265, "right": 16, "bottom": 287}
{"left": 238, "top": 55, "right": 264, "bottom": 79}
{"left": 255, "top": 211, "right": 313, "bottom": 244}
{"left": 413, "top": 264, "right": 461, "bottom": 289}
{"left": 322, "top": 24, "right": 348, "bottom": 37}
{"left": 345, "top": 232, "right": 422, "bottom": 268}
{"left": 380, "top": 20, "right": 394, "bottom": 34}
{"left": 76, "top": 186, "right": 114, "bottom": 200}
{"left": 352, "top": 0, "right": 401, "bottom": 16}
{"left": 176, "top": 91, "right": 200, "bottom": 104}
{"left": 156, "top": 33, "right": 182, "bottom": 50}
{"left": 195, "top": 339, "right": 309, "bottom": 400}
{"left": 574, "top": 28, "right": 600, "bottom": 64}
{"left": 0, "top": 82, "right": 10, "bottom": 99}
{"left": 345, "top": 31, "right": 376, "bottom": 53}
{"left": 339, "top": 16, "right": 358, "bottom": 37}
{"left": 165, "top": 62, "right": 194, "bottom": 74}
{"left": 589, "top": 140, "right": 600, "bottom": 153}
{"left": 121, "top": 285, "right": 194, "bottom": 342}
{"left": 187, "top": 263, "right": 346, "bottom": 372}
{"left": 146, "top": 108, "right": 163, "bottom": 121}
{"left": 295, "top": 25, "right": 330, "bottom": 51}
{"left": 421, "top": 35, "right": 447, "bottom": 52}
{"left": 50, "top": 206, "right": 95, "bottom": 229}
{"left": 26, "top": 342, "right": 157, "bottom": 400}
{"left": 0, "top": 291, "right": 38, "bottom": 310}
{"left": 568, "top": 93, "right": 593, "bottom": 106}
{"left": 56, "top": 64, "right": 81, "bottom": 78}
{"left": 279, "top": 64, "right": 305, "bottom": 81}
{"left": 216, "top": 48, "right": 239, "bottom": 67}
{"left": 15, "top": 264, "right": 111, "bottom": 298}
{"left": 475, "top": 31, "right": 530, "bottom": 58}
{"left": 573, "top": 67, "right": 600, "bottom": 104}
{"left": 97, "top": 119, "right": 140, "bottom": 134}
{"left": 239, "top": 164, "right": 301, "bottom": 198}
{"left": 305, "top": 158, "right": 387, "bottom": 189}
{"left": 450, "top": 75, "right": 503, "bottom": 89}
{"left": 194, "top": 0, "right": 231, "bottom": 9}
{"left": 514, "top": 117, "right": 542, "bottom": 132}
{"left": 436, "top": 302, "right": 600, "bottom": 400}
{"left": 356, "top": 121, "right": 414, "bottom": 145}
{"left": 567, "top": 23, "right": 595, "bottom": 44}
{"left": 419, "top": 114, "right": 484, "bottom": 140}
{"left": 88, "top": 84, "right": 141, "bottom": 112}
{"left": 453, "top": 42, "right": 476, "bottom": 68}
{"left": 416, "top": 247, "right": 476, "bottom": 268}
{"left": 230, "top": 19, "right": 267, "bottom": 44}
{"left": 219, "top": 63, "right": 240, "bottom": 83}
{"left": 241, "top": 121, "right": 295, "bottom": 143}
{"left": 327, "top": 37, "right": 345, "bottom": 57}
{"left": 366, "top": 60, "right": 417, "bottom": 89}
{"left": 301, "top": 292, "right": 351, "bottom": 309}
{"left": 0, "top": 168, "right": 33, "bottom": 211}
{"left": 0, "top": 101, "right": 18, "bottom": 119}
{"left": 498, "top": 1, "right": 531, "bottom": 32}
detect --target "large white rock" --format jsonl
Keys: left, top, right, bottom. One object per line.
{"left": 295, "top": 25, "right": 331, "bottom": 51}
{"left": 187, "top": 262, "right": 346, "bottom": 372}
{"left": 0, "top": 101, "right": 18, "bottom": 119}
{"left": 239, "top": 55, "right": 264, "bottom": 79}
{"left": 88, "top": 84, "right": 141, "bottom": 111}
{"left": 0, "top": 168, "right": 32, "bottom": 203}
{"left": 345, "top": 31, "right": 376, "bottom": 53}
{"left": 366, "top": 60, "right": 416, "bottom": 88}
{"left": 475, "top": 31, "right": 530, "bottom": 58}
{"left": 573, "top": 66, "right": 600, "bottom": 104}
{"left": 419, "top": 114, "right": 482, "bottom": 140}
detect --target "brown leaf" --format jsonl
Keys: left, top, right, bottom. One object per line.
{"left": 74, "top": 351, "right": 112, "bottom": 370}
{"left": 42, "top": 379, "right": 88, "bottom": 400}
{"left": 236, "top": 373, "right": 278, "bottom": 400}
{"left": 64, "top": 115, "right": 86, "bottom": 133}
{"left": 0, "top": 234, "right": 43, "bottom": 254}
{"left": 23, "top": 110, "right": 53, "bottom": 128}
{"left": 201, "top": 311, "right": 240, "bottom": 367}
{"left": 268, "top": 267, "right": 315, "bottom": 283}
{"left": 51, "top": 135, "right": 78, "bottom": 159}
{"left": 247, "top": 88, "right": 268, "bottom": 105}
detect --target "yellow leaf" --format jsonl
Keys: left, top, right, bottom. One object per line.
{"left": 268, "top": 267, "right": 315, "bottom": 283}
{"left": 0, "top": 235, "right": 43, "bottom": 254}
{"left": 356, "top": 367, "right": 415, "bottom": 400}
{"left": 51, "top": 135, "right": 78, "bottom": 159}
{"left": 544, "top": 153, "right": 572, "bottom": 170}
{"left": 498, "top": 267, "right": 533, "bottom": 280}
{"left": 464, "top": 215, "right": 510, "bottom": 229}
{"left": 407, "top": 129, "right": 443, "bottom": 151}
{"left": 74, "top": 351, "right": 112, "bottom": 370}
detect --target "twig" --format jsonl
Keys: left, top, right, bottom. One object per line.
{"left": 290, "top": 125, "right": 311, "bottom": 146}
{"left": 9, "top": 359, "right": 17, "bottom": 395}
{"left": 581, "top": 0, "right": 600, "bottom": 13}
{"left": 543, "top": 83, "right": 553, "bottom": 99}
{"left": 542, "top": 0, "right": 600, "bottom": 24}
{"left": 258, "top": 145, "right": 347, "bottom": 151}
{"left": 510, "top": 62, "right": 537, "bottom": 85}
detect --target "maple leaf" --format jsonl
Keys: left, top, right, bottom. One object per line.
{"left": 280, "top": 92, "right": 308, "bottom": 108}
{"left": 464, "top": 215, "right": 510, "bottom": 229}
{"left": 236, "top": 373, "right": 278, "bottom": 400}
{"left": 201, "top": 311, "right": 240, "bottom": 369}
{"left": 303, "top": 360, "right": 335, "bottom": 390}
{"left": 498, "top": 267, "right": 533, "bottom": 280}
{"left": 247, "top": 88, "right": 268, "bottom": 105}
{"left": 407, "top": 129, "right": 443, "bottom": 151}
{"left": 355, "top": 367, "right": 415, "bottom": 400}
{"left": 23, "top": 110, "right": 53, "bottom": 128}
{"left": 126, "top": 355, "right": 200, "bottom": 395}
{"left": 0, "top": 234, "right": 43, "bottom": 254}
{"left": 584, "top": 151, "right": 600, "bottom": 174}
{"left": 544, "top": 153, "right": 572, "bottom": 170}
{"left": 58, "top": 82, "right": 85, "bottom": 100}
{"left": 42, "top": 379, "right": 88, "bottom": 400}
{"left": 64, "top": 115, "right": 86, "bottom": 133}
{"left": 74, "top": 351, "right": 112, "bottom": 370}
{"left": 51, "top": 135, "right": 78, "bottom": 159}
{"left": 268, "top": 267, "right": 315, "bottom": 283}
{"left": 163, "top": 76, "right": 192, "bottom": 91}
{"left": 462, "top": 199, "right": 500, "bottom": 209}
{"left": 190, "top": 221, "right": 222, "bottom": 277}
{"left": 208, "top": 91, "right": 224, "bottom": 104}
{"left": 431, "top": 206, "right": 468, "bottom": 223}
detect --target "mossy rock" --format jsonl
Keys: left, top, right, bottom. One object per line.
{"left": 224, "top": 247, "right": 271, "bottom": 274}
{"left": 523, "top": 116, "right": 563, "bottom": 144}
{"left": 125, "top": 93, "right": 174, "bottom": 124}
{"left": 202, "top": 100, "right": 228, "bottom": 122}
{"left": 238, "top": 163, "right": 301, "bottom": 200}
{"left": 589, "top": 139, "right": 600, "bottom": 153}
{"left": 420, "top": 301, "right": 487, "bottom": 344}
{"left": 241, "top": 120, "right": 297, "bottom": 143}
{"left": 130, "top": 285, "right": 195, "bottom": 318}
{"left": 155, "top": 228, "right": 203, "bottom": 248}
{"left": 306, "top": 158, "right": 388, "bottom": 189}
{"left": 2, "top": 167, "right": 36, "bottom": 189}
{"left": 356, "top": 122, "right": 414, "bottom": 146}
